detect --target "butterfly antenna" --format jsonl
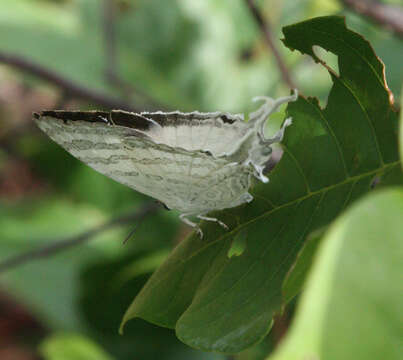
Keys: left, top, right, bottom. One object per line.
{"left": 123, "top": 223, "right": 140, "bottom": 244}
{"left": 123, "top": 201, "right": 163, "bottom": 244}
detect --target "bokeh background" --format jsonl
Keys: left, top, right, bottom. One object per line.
{"left": 0, "top": 0, "right": 402, "bottom": 359}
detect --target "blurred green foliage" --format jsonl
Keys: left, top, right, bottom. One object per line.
{"left": 40, "top": 333, "right": 114, "bottom": 360}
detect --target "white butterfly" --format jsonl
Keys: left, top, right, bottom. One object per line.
{"left": 34, "top": 91, "right": 297, "bottom": 237}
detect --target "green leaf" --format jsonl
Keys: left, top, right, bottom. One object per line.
{"left": 121, "top": 16, "right": 401, "bottom": 353}
{"left": 78, "top": 252, "right": 225, "bottom": 360}
{"left": 400, "top": 88, "right": 403, "bottom": 167}
{"left": 281, "top": 228, "right": 324, "bottom": 304}
{"left": 268, "top": 188, "right": 403, "bottom": 360}
{"left": 40, "top": 333, "right": 114, "bottom": 360}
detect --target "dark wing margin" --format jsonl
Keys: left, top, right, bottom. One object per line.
{"left": 33, "top": 110, "right": 155, "bottom": 131}
{"left": 33, "top": 110, "right": 243, "bottom": 132}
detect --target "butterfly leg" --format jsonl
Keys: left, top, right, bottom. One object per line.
{"left": 179, "top": 213, "right": 203, "bottom": 238}
{"left": 197, "top": 214, "right": 229, "bottom": 230}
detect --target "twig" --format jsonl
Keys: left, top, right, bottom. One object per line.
{"left": 244, "top": 0, "right": 295, "bottom": 89}
{"left": 0, "top": 52, "right": 161, "bottom": 112}
{"left": 102, "top": 0, "right": 138, "bottom": 98}
{"left": 103, "top": 0, "right": 118, "bottom": 85}
{"left": 0, "top": 202, "right": 160, "bottom": 274}
{"left": 341, "top": 0, "right": 403, "bottom": 39}
{"left": 53, "top": 91, "right": 74, "bottom": 110}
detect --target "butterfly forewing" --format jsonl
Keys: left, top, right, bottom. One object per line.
{"left": 35, "top": 113, "right": 251, "bottom": 214}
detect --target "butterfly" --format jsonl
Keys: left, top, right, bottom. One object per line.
{"left": 34, "top": 91, "right": 297, "bottom": 237}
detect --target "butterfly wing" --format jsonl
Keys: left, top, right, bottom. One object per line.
{"left": 34, "top": 112, "right": 154, "bottom": 193}
{"left": 137, "top": 111, "right": 249, "bottom": 156}
{"left": 34, "top": 111, "right": 251, "bottom": 213}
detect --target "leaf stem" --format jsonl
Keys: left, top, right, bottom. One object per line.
{"left": 341, "top": 0, "right": 403, "bottom": 39}
{"left": 244, "top": 0, "right": 296, "bottom": 89}
{"left": 0, "top": 52, "right": 163, "bottom": 111}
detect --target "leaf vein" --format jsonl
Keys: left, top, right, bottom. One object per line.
{"left": 181, "top": 161, "right": 400, "bottom": 263}
{"left": 281, "top": 145, "right": 311, "bottom": 194}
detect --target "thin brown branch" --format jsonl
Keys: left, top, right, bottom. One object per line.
{"left": 102, "top": 0, "right": 137, "bottom": 98}
{"left": 0, "top": 202, "right": 160, "bottom": 274}
{"left": 103, "top": 0, "right": 118, "bottom": 84}
{"left": 0, "top": 52, "right": 162, "bottom": 111}
{"left": 244, "top": 0, "right": 295, "bottom": 89}
{"left": 341, "top": 0, "right": 403, "bottom": 39}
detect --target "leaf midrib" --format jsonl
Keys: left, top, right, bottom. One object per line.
{"left": 306, "top": 95, "right": 350, "bottom": 179}
{"left": 333, "top": 75, "right": 385, "bottom": 167}
{"left": 182, "top": 160, "right": 400, "bottom": 264}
